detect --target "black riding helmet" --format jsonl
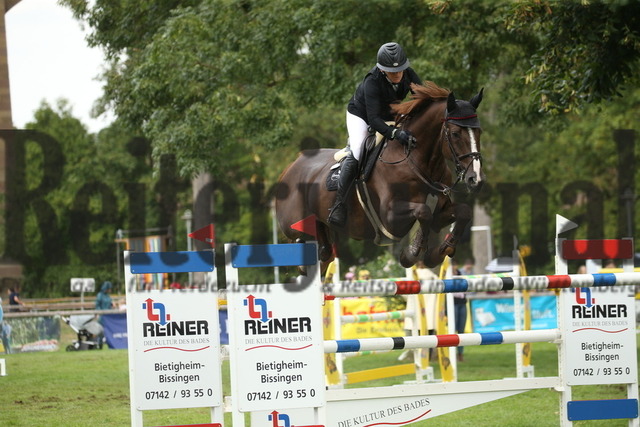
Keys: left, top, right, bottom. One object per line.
{"left": 376, "top": 42, "right": 410, "bottom": 73}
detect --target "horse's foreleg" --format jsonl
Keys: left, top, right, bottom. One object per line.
{"left": 423, "top": 203, "right": 472, "bottom": 267}
{"left": 317, "top": 222, "right": 335, "bottom": 275}
{"left": 399, "top": 204, "right": 433, "bottom": 268}
{"left": 294, "top": 223, "right": 335, "bottom": 276}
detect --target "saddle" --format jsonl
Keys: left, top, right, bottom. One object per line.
{"left": 325, "top": 125, "right": 390, "bottom": 191}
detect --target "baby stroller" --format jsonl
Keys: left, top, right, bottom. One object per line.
{"left": 63, "top": 315, "right": 104, "bottom": 351}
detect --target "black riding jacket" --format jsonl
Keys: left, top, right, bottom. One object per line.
{"left": 347, "top": 66, "right": 422, "bottom": 139}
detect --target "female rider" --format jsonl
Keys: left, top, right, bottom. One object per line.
{"left": 328, "top": 42, "right": 422, "bottom": 227}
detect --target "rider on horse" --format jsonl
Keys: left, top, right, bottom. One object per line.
{"left": 328, "top": 42, "right": 423, "bottom": 227}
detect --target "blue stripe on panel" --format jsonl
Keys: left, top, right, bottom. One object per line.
{"left": 129, "top": 251, "right": 215, "bottom": 274}
{"left": 231, "top": 243, "right": 317, "bottom": 268}
{"left": 567, "top": 399, "right": 638, "bottom": 421}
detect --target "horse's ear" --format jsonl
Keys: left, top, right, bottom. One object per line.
{"left": 470, "top": 88, "right": 484, "bottom": 109}
{"left": 447, "top": 92, "right": 457, "bottom": 113}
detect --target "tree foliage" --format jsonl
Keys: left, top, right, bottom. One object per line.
{"left": 61, "top": 0, "right": 640, "bottom": 177}
{"left": 509, "top": 0, "right": 640, "bottom": 114}
{"left": 14, "top": 101, "right": 189, "bottom": 296}
{"left": 55, "top": 0, "right": 640, "bottom": 274}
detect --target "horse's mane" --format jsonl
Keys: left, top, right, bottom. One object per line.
{"left": 391, "top": 81, "right": 450, "bottom": 117}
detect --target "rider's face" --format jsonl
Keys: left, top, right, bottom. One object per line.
{"left": 384, "top": 70, "right": 404, "bottom": 84}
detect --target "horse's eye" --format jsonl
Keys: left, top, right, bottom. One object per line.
{"left": 451, "top": 131, "right": 461, "bottom": 138}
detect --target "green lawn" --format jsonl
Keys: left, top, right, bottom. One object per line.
{"left": 0, "top": 320, "right": 637, "bottom": 426}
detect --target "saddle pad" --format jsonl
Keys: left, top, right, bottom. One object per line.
{"left": 325, "top": 133, "right": 387, "bottom": 192}
{"left": 326, "top": 167, "right": 340, "bottom": 191}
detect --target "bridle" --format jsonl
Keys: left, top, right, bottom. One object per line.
{"left": 442, "top": 116, "right": 482, "bottom": 185}
{"left": 378, "top": 109, "right": 482, "bottom": 196}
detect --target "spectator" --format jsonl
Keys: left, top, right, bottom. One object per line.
{"left": 95, "top": 281, "right": 114, "bottom": 310}
{"left": 1, "top": 323, "right": 11, "bottom": 355}
{"left": 93, "top": 281, "right": 114, "bottom": 349}
{"left": 459, "top": 259, "right": 474, "bottom": 275}
{"left": 0, "top": 296, "right": 11, "bottom": 354}
{"left": 8, "top": 287, "right": 25, "bottom": 312}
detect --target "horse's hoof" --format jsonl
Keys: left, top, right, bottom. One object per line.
{"left": 441, "top": 245, "right": 456, "bottom": 257}
{"left": 438, "top": 234, "right": 457, "bottom": 257}
{"left": 319, "top": 245, "right": 333, "bottom": 262}
{"left": 423, "top": 247, "right": 446, "bottom": 268}
{"left": 399, "top": 250, "right": 416, "bottom": 268}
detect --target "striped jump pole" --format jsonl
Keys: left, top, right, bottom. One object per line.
{"left": 324, "top": 272, "right": 640, "bottom": 298}
{"left": 324, "top": 329, "right": 561, "bottom": 353}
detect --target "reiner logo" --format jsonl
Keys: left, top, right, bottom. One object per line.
{"left": 244, "top": 295, "right": 272, "bottom": 322}
{"left": 574, "top": 288, "right": 595, "bottom": 308}
{"left": 143, "top": 298, "right": 171, "bottom": 325}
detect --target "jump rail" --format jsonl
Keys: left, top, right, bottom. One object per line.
{"left": 325, "top": 329, "right": 561, "bottom": 353}
{"left": 324, "top": 272, "right": 640, "bottom": 298}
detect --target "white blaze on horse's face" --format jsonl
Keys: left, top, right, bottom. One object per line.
{"left": 467, "top": 128, "right": 483, "bottom": 188}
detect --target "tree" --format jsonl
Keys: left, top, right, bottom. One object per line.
{"left": 13, "top": 101, "right": 188, "bottom": 296}
{"left": 62, "top": 0, "right": 640, "bottom": 173}
{"left": 508, "top": 0, "right": 640, "bottom": 115}
{"left": 59, "top": 0, "right": 640, "bottom": 274}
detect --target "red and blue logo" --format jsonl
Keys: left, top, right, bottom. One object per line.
{"left": 142, "top": 298, "right": 171, "bottom": 325}
{"left": 244, "top": 295, "right": 272, "bottom": 322}
{"left": 574, "top": 288, "right": 595, "bottom": 308}
{"left": 267, "top": 410, "right": 319, "bottom": 427}
{"left": 268, "top": 411, "right": 290, "bottom": 427}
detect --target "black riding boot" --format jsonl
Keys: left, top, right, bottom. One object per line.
{"left": 328, "top": 154, "right": 359, "bottom": 227}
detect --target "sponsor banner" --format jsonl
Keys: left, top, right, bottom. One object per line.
{"left": 3, "top": 317, "right": 60, "bottom": 353}
{"left": 340, "top": 297, "right": 405, "bottom": 338}
{"left": 471, "top": 295, "right": 556, "bottom": 333}
{"left": 228, "top": 283, "right": 325, "bottom": 412}
{"left": 562, "top": 287, "right": 637, "bottom": 385}
{"left": 129, "top": 290, "right": 222, "bottom": 410}
{"left": 102, "top": 313, "right": 128, "bottom": 349}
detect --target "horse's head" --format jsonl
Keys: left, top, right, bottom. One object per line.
{"left": 443, "top": 89, "right": 484, "bottom": 193}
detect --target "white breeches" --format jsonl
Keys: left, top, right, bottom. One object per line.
{"left": 346, "top": 111, "right": 369, "bottom": 161}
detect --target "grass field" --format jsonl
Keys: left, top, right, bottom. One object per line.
{"left": 0, "top": 320, "right": 637, "bottom": 426}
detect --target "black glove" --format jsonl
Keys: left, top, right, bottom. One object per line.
{"left": 391, "top": 128, "right": 416, "bottom": 146}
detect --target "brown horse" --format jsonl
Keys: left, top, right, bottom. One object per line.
{"left": 275, "top": 82, "right": 484, "bottom": 271}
